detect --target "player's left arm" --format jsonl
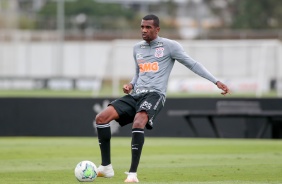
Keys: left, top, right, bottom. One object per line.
{"left": 170, "top": 40, "right": 230, "bottom": 95}
{"left": 216, "top": 81, "right": 230, "bottom": 96}
{"left": 169, "top": 41, "right": 217, "bottom": 83}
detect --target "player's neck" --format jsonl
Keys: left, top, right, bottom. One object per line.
{"left": 146, "top": 36, "right": 159, "bottom": 45}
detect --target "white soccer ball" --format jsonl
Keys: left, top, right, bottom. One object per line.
{"left": 74, "top": 160, "right": 98, "bottom": 182}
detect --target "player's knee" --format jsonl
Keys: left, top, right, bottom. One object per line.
{"left": 96, "top": 106, "right": 118, "bottom": 125}
{"left": 133, "top": 121, "right": 146, "bottom": 129}
{"left": 95, "top": 113, "right": 106, "bottom": 124}
{"left": 133, "top": 112, "right": 148, "bottom": 128}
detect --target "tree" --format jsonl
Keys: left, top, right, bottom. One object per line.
{"left": 37, "top": 0, "right": 136, "bottom": 30}
{"left": 230, "top": 0, "right": 282, "bottom": 29}
{"left": 207, "top": 0, "right": 282, "bottom": 29}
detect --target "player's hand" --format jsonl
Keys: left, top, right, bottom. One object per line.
{"left": 216, "top": 81, "right": 230, "bottom": 96}
{"left": 123, "top": 83, "right": 133, "bottom": 94}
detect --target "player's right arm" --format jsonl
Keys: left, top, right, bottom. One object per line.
{"left": 123, "top": 83, "right": 134, "bottom": 94}
{"left": 124, "top": 44, "right": 139, "bottom": 94}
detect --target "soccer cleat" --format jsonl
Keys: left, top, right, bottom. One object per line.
{"left": 124, "top": 172, "right": 139, "bottom": 183}
{"left": 97, "top": 164, "right": 114, "bottom": 178}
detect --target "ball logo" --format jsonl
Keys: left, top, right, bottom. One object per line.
{"left": 155, "top": 47, "right": 164, "bottom": 58}
{"left": 82, "top": 163, "right": 96, "bottom": 179}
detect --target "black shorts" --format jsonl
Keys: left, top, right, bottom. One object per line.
{"left": 109, "top": 92, "right": 164, "bottom": 130}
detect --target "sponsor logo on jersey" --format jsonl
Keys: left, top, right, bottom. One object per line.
{"left": 136, "top": 53, "right": 143, "bottom": 60}
{"left": 136, "top": 89, "right": 156, "bottom": 94}
{"left": 138, "top": 62, "right": 159, "bottom": 73}
{"left": 155, "top": 47, "right": 164, "bottom": 58}
{"left": 140, "top": 44, "right": 146, "bottom": 49}
{"left": 157, "top": 42, "right": 163, "bottom": 47}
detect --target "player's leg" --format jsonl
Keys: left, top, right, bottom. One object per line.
{"left": 96, "top": 95, "right": 136, "bottom": 179}
{"left": 124, "top": 111, "right": 147, "bottom": 183}
{"left": 95, "top": 105, "right": 119, "bottom": 178}
{"left": 125, "top": 92, "right": 164, "bottom": 183}
{"left": 130, "top": 111, "right": 147, "bottom": 171}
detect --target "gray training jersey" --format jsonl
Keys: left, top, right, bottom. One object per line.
{"left": 130, "top": 36, "right": 218, "bottom": 98}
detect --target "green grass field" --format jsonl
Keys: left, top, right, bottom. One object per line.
{"left": 0, "top": 89, "right": 279, "bottom": 98}
{"left": 0, "top": 137, "right": 282, "bottom": 184}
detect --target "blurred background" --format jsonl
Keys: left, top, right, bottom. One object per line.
{"left": 0, "top": 0, "right": 281, "bottom": 98}
{"left": 1, "top": 4, "right": 282, "bottom": 184}
{"left": 1, "top": 0, "right": 282, "bottom": 138}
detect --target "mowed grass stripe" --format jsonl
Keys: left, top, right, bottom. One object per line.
{"left": 0, "top": 137, "right": 281, "bottom": 184}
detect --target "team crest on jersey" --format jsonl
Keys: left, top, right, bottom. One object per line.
{"left": 136, "top": 53, "right": 143, "bottom": 60}
{"left": 155, "top": 47, "right": 164, "bottom": 58}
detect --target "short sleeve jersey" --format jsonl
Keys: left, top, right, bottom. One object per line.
{"left": 130, "top": 36, "right": 218, "bottom": 98}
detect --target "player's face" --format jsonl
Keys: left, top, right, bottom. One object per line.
{"left": 141, "top": 20, "right": 160, "bottom": 43}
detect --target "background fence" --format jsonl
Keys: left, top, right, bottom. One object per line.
{"left": 1, "top": 97, "right": 281, "bottom": 138}
{"left": 0, "top": 36, "right": 281, "bottom": 96}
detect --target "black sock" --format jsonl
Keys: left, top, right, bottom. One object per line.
{"left": 129, "top": 128, "right": 144, "bottom": 172}
{"left": 96, "top": 123, "right": 111, "bottom": 166}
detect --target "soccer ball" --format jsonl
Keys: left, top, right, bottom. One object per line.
{"left": 74, "top": 160, "right": 98, "bottom": 182}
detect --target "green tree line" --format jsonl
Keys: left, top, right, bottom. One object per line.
{"left": 207, "top": 0, "right": 282, "bottom": 29}
{"left": 2, "top": 0, "right": 282, "bottom": 31}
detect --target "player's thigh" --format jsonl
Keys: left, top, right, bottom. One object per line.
{"left": 110, "top": 95, "right": 137, "bottom": 126}
{"left": 95, "top": 105, "right": 119, "bottom": 124}
{"left": 133, "top": 111, "right": 149, "bottom": 128}
{"left": 137, "top": 92, "right": 164, "bottom": 125}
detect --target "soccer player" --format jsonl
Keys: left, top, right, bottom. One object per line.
{"left": 95, "top": 14, "right": 230, "bottom": 183}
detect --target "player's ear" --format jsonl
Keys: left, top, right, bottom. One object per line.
{"left": 156, "top": 27, "right": 160, "bottom": 33}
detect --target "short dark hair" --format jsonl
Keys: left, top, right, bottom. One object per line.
{"left": 142, "top": 14, "right": 160, "bottom": 27}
